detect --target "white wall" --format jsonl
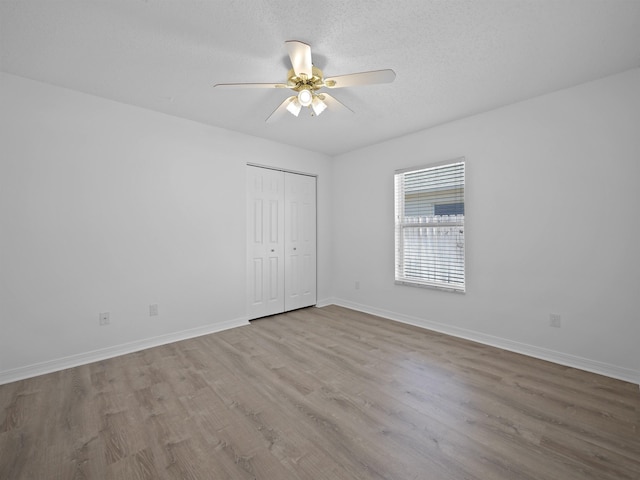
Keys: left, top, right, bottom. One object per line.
{"left": 0, "top": 73, "right": 332, "bottom": 382}
{"left": 2, "top": 69, "right": 638, "bottom": 385}
{"left": 330, "top": 69, "right": 640, "bottom": 383}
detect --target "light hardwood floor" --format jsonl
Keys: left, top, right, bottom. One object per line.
{"left": 1, "top": 305, "right": 638, "bottom": 479}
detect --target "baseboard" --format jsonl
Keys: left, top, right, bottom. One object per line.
{"left": 315, "top": 297, "right": 337, "bottom": 308}
{"left": 4, "top": 303, "right": 636, "bottom": 387}
{"left": 0, "top": 316, "right": 250, "bottom": 385}
{"left": 327, "top": 298, "right": 640, "bottom": 386}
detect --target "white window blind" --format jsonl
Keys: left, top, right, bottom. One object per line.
{"left": 395, "top": 159, "right": 465, "bottom": 292}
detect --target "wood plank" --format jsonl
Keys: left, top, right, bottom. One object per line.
{"left": 0, "top": 305, "right": 638, "bottom": 479}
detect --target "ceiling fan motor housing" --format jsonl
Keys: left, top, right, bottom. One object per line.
{"left": 287, "top": 66, "right": 325, "bottom": 92}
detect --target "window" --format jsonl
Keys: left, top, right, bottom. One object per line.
{"left": 394, "top": 159, "right": 465, "bottom": 292}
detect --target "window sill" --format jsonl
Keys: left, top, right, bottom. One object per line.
{"left": 394, "top": 280, "right": 465, "bottom": 294}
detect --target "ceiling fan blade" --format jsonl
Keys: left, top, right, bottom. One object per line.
{"left": 266, "top": 96, "right": 298, "bottom": 123}
{"left": 285, "top": 40, "right": 312, "bottom": 78}
{"left": 214, "top": 82, "right": 288, "bottom": 89}
{"left": 324, "top": 69, "right": 396, "bottom": 88}
{"left": 317, "top": 93, "right": 354, "bottom": 113}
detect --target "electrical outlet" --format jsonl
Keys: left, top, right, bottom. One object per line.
{"left": 549, "top": 313, "right": 561, "bottom": 328}
{"left": 99, "top": 312, "right": 110, "bottom": 326}
{"left": 149, "top": 304, "right": 159, "bottom": 316}
{"left": 355, "top": 281, "right": 360, "bottom": 290}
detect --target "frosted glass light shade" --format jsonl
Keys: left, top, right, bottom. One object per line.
{"left": 297, "top": 89, "right": 313, "bottom": 107}
{"left": 311, "top": 95, "right": 327, "bottom": 116}
{"left": 286, "top": 98, "right": 302, "bottom": 116}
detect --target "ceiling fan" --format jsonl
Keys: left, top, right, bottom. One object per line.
{"left": 214, "top": 40, "right": 396, "bottom": 122}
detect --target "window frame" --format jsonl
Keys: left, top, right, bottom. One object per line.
{"left": 394, "top": 158, "right": 466, "bottom": 293}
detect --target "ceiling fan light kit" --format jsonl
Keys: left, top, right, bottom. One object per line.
{"left": 214, "top": 40, "right": 396, "bottom": 122}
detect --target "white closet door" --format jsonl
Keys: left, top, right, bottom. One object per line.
{"left": 284, "top": 172, "right": 317, "bottom": 311}
{"left": 246, "top": 166, "right": 285, "bottom": 319}
{"left": 247, "top": 166, "right": 316, "bottom": 320}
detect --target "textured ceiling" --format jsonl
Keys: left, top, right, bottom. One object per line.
{"left": 2, "top": 0, "right": 640, "bottom": 156}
